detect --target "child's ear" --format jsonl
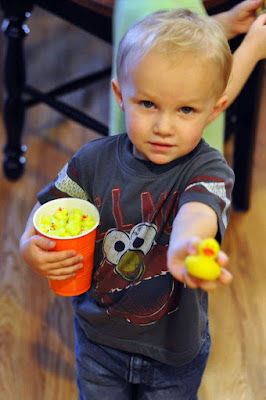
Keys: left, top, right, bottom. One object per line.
{"left": 111, "top": 78, "right": 125, "bottom": 111}
{"left": 207, "top": 95, "right": 228, "bottom": 124}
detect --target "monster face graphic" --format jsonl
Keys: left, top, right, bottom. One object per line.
{"left": 103, "top": 223, "right": 157, "bottom": 282}
{"left": 95, "top": 223, "right": 182, "bottom": 325}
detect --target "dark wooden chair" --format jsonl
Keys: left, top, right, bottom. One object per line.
{"left": 0, "top": 0, "right": 113, "bottom": 179}
{"left": 0, "top": 0, "right": 264, "bottom": 211}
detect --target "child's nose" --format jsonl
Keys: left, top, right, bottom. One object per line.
{"left": 153, "top": 112, "right": 175, "bottom": 136}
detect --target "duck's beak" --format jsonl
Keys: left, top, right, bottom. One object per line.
{"left": 203, "top": 248, "right": 215, "bottom": 257}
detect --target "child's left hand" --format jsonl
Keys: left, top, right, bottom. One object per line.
{"left": 167, "top": 236, "right": 233, "bottom": 291}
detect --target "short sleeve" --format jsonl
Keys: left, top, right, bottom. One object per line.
{"left": 178, "top": 152, "right": 234, "bottom": 242}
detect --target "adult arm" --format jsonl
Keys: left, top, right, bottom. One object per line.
{"left": 224, "top": 12, "right": 266, "bottom": 108}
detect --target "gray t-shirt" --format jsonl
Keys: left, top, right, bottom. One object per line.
{"left": 38, "top": 133, "right": 234, "bottom": 366}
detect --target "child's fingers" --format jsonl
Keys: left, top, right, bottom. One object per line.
{"left": 43, "top": 253, "right": 85, "bottom": 279}
{"left": 43, "top": 248, "right": 81, "bottom": 264}
{"left": 216, "top": 251, "right": 233, "bottom": 284}
{"left": 34, "top": 235, "right": 86, "bottom": 267}
{"left": 186, "top": 237, "right": 202, "bottom": 255}
{"left": 182, "top": 268, "right": 198, "bottom": 289}
{"left": 184, "top": 269, "right": 217, "bottom": 291}
{"left": 216, "top": 250, "right": 229, "bottom": 268}
{"left": 32, "top": 235, "right": 82, "bottom": 266}
{"left": 184, "top": 266, "right": 232, "bottom": 290}
{"left": 197, "top": 279, "right": 217, "bottom": 291}
{"left": 33, "top": 234, "right": 56, "bottom": 250}
{"left": 45, "top": 252, "right": 84, "bottom": 272}
{"left": 217, "top": 268, "right": 233, "bottom": 285}
{"left": 34, "top": 240, "right": 84, "bottom": 278}
{"left": 48, "top": 274, "right": 76, "bottom": 281}
{"left": 46, "top": 263, "right": 84, "bottom": 280}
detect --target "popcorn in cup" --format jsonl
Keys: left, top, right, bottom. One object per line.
{"left": 33, "top": 198, "right": 100, "bottom": 296}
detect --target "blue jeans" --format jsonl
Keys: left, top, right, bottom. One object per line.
{"left": 74, "top": 319, "right": 211, "bottom": 400}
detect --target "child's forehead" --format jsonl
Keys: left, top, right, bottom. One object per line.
{"left": 121, "top": 48, "right": 221, "bottom": 101}
{"left": 125, "top": 47, "right": 211, "bottom": 76}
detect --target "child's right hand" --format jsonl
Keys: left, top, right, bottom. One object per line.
{"left": 20, "top": 234, "right": 84, "bottom": 280}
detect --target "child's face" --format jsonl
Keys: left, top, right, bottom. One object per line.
{"left": 112, "top": 49, "right": 227, "bottom": 164}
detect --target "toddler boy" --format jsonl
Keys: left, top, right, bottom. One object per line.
{"left": 20, "top": 9, "right": 234, "bottom": 400}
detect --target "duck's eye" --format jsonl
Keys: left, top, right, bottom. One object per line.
{"left": 180, "top": 107, "right": 194, "bottom": 114}
{"left": 141, "top": 101, "right": 155, "bottom": 109}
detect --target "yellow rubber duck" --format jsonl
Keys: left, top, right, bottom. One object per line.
{"left": 185, "top": 238, "right": 221, "bottom": 280}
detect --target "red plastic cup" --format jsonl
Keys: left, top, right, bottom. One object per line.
{"left": 33, "top": 198, "right": 100, "bottom": 296}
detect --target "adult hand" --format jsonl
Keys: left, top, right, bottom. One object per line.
{"left": 213, "top": 0, "right": 263, "bottom": 39}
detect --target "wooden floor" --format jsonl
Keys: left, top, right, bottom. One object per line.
{"left": 0, "top": 10, "right": 265, "bottom": 400}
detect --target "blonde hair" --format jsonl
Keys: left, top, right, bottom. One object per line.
{"left": 116, "top": 9, "right": 233, "bottom": 96}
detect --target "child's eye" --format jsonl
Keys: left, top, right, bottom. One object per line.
{"left": 180, "top": 107, "right": 194, "bottom": 114}
{"left": 141, "top": 101, "right": 155, "bottom": 109}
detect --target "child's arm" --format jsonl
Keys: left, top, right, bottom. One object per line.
{"left": 212, "top": 0, "right": 263, "bottom": 39}
{"left": 167, "top": 202, "right": 233, "bottom": 292}
{"left": 20, "top": 202, "right": 84, "bottom": 280}
{"left": 225, "top": 12, "right": 266, "bottom": 108}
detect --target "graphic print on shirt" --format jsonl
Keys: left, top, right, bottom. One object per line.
{"left": 94, "top": 188, "right": 182, "bottom": 325}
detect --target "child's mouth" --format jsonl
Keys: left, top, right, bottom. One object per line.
{"left": 149, "top": 142, "right": 174, "bottom": 152}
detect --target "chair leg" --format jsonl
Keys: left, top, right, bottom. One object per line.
{"left": 1, "top": 1, "right": 33, "bottom": 180}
